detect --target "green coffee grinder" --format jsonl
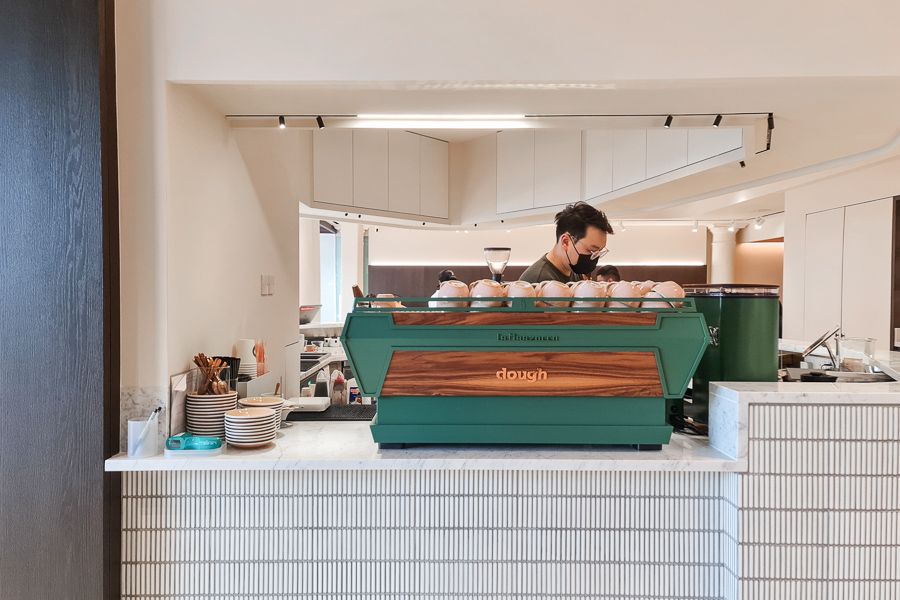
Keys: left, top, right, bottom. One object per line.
{"left": 684, "top": 284, "right": 780, "bottom": 423}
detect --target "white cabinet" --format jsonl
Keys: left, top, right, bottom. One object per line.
{"left": 352, "top": 130, "right": 389, "bottom": 211}
{"left": 612, "top": 130, "right": 647, "bottom": 190}
{"left": 496, "top": 130, "right": 534, "bottom": 213}
{"left": 312, "top": 130, "right": 353, "bottom": 206}
{"left": 534, "top": 130, "right": 582, "bottom": 208}
{"left": 646, "top": 129, "right": 688, "bottom": 178}
{"left": 388, "top": 131, "right": 420, "bottom": 215}
{"left": 803, "top": 208, "right": 845, "bottom": 342}
{"left": 584, "top": 130, "right": 613, "bottom": 200}
{"left": 803, "top": 199, "right": 893, "bottom": 349}
{"left": 841, "top": 198, "right": 893, "bottom": 345}
{"left": 687, "top": 129, "right": 743, "bottom": 164}
{"left": 419, "top": 136, "right": 449, "bottom": 218}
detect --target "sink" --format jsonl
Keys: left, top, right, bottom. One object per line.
{"left": 782, "top": 367, "right": 895, "bottom": 383}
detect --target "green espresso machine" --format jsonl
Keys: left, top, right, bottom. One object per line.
{"left": 684, "top": 284, "right": 780, "bottom": 423}
{"left": 341, "top": 296, "right": 711, "bottom": 449}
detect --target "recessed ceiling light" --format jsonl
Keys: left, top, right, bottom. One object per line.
{"left": 357, "top": 114, "right": 526, "bottom": 120}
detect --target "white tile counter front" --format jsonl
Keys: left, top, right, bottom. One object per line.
{"left": 109, "top": 384, "right": 900, "bottom": 600}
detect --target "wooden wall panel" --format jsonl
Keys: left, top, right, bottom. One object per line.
{"left": 0, "top": 1, "right": 117, "bottom": 598}
{"left": 368, "top": 264, "right": 707, "bottom": 299}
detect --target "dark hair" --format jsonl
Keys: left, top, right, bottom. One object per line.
{"left": 437, "top": 269, "right": 458, "bottom": 283}
{"left": 597, "top": 265, "right": 621, "bottom": 281}
{"left": 554, "top": 202, "right": 614, "bottom": 241}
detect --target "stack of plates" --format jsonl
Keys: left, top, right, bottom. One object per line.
{"left": 186, "top": 392, "right": 238, "bottom": 437}
{"left": 238, "top": 397, "right": 285, "bottom": 428}
{"left": 224, "top": 407, "right": 278, "bottom": 448}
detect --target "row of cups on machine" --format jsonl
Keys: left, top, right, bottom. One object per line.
{"left": 374, "top": 279, "right": 685, "bottom": 308}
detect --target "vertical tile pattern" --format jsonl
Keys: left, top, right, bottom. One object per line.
{"left": 741, "top": 404, "right": 900, "bottom": 599}
{"left": 122, "top": 470, "right": 727, "bottom": 599}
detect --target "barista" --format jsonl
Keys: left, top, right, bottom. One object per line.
{"left": 520, "top": 202, "right": 613, "bottom": 284}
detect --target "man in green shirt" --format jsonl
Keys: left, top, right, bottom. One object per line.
{"left": 519, "top": 202, "right": 614, "bottom": 284}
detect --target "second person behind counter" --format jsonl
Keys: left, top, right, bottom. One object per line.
{"left": 596, "top": 265, "right": 621, "bottom": 282}
{"left": 519, "top": 202, "right": 614, "bottom": 284}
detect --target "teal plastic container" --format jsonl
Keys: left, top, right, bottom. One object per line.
{"left": 685, "top": 284, "right": 780, "bottom": 423}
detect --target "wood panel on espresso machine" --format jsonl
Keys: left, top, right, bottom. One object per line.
{"left": 381, "top": 351, "right": 664, "bottom": 397}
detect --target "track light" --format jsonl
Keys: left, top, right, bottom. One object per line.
{"left": 664, "top": 115, "right": 673, "bottom": 129}
{"left": 278, "top": 116, "right": 286, "bottom": 129}
{"left": 768, "top": 113, "right": 775, "bottom": 130}
{"left": 713, "top": 115, "right": 723, "bottom": 128}
{"left": 316, "top": 116, "right": 325, "bottom": 129}
{"left": 692, "top": 221, "right": 699, "bottom": 233}
{"left": 755, "top": 217, "right": 765, "bottom": 229}
{"left": 739, "top": 161, "right": 746, "bottom": 168}
{"left": 619, "top": 221, "right": 627, "bottom": 232}
{"left": 728, "top": 220, "right": 735, "bottom": 232}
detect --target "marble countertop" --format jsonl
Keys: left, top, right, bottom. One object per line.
{"left": 105, "top": 421, "right": 739, "bottom": 473}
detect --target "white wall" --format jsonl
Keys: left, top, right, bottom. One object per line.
{"left": 369, "top": 223, "right": 706, "bottom": 266}
{"left": 734, "top": 243, "right": 784, "bottom": 297}
{"left": 165, "top": 84, "right": 299, "bottom": 377}
{"left": 117, "top": 1, "right": 168, "bottom": 388}
{"left": 783, "top": 156, "right": 900, "bottom": 342}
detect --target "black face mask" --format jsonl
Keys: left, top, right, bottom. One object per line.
{"left": 566, "top": 238, "right": 599, "bottom": 275}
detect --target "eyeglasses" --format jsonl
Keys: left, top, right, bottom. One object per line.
{"left": 569, "top": 234, "right": 609, "bottom": 260}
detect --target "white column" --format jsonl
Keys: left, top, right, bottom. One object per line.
{"left": 299, "top": 218, "right": 321, "bottom": 319}
{"left": 339, "top": 223, "right": 365, "bottom": 319}
{"left": 709, "top": 226, "right": 738, "bottom": 283}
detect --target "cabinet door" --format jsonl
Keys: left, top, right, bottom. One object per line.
{"left": 352, "top": 130, "right": 389, "bottom": 211}
{"left": 841, "top": 198, "right": 893, "bottom": 348}
{"left": 496, "top": 130, "right": 534, "bottom": 213}
{"left": 612, "top": 130, "right": 647, "bottom": 190}
{"left": 534, "top": 130, "right": 582, "bottom": 208}
{"left": 312, "top": 130, "right": 353, "bottom": 206}
{"left": 584, "top": 130, "right": 613, "bottom": 200}
{"left": 646, "top": 129, "right": 688, "bottom": 178}
{"left": 419, "top": 136, "right": 449, "bottom": 218}
{"left": 803, "top": 207, "right": 845, "bottom": 343}
{"left": 388, "top": 131, "right": 420, "bottom": 214}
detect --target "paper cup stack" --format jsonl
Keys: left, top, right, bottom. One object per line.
{"left": 238, "top": 396, "right": 285, "bottom": 429}
{"left": 224, "top": 407, "right": 278, "bottom": 447}
{"left": 235, "top": 339, "right": 257, "bottom": 379}
{"left": 185, "top": 391, "right": 238, "bottom": 437}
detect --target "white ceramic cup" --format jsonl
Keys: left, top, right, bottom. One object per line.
{"left": 436, "top": 280, "right": 470, "bottom": 307}
{"left": 469, "top": 279, "right": 504, "bottom": 307}
{"left": 535, "top": 280, "right": 573, "bottom": 307}
{"left": 569, "top": 279, "right": 608, "bottom": 308}
{"left": 127, "top": 418, "right": 158, "bottom": 458}
{"left": 607, "top": 281, "right": 640, "bottom": 308}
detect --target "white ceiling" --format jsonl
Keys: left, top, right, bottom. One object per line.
{"left": 193, "top": 77, "right": 900, "bottom": 221}
{"left": 156, "top": 0, "right": 900, "bottom": 224}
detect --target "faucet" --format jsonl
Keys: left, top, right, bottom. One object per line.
{"left": 802, "top": 324, "right": 841, "bottom": 371}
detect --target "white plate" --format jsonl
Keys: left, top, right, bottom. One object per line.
{"left": 226, "top": 432, "right": 277, "bottom": 441}
{"left": 227, "top": 440, "right": 274, "bottom": 448}
{"left": 224, "top": 425, "right": 277, "bottom": 433}
{"left": 225, "top": 428, "right": 277, "bottom": 436}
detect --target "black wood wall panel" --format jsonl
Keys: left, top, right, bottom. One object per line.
{"left": 0, "top": 1, "right": 112, "bottom": 598}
